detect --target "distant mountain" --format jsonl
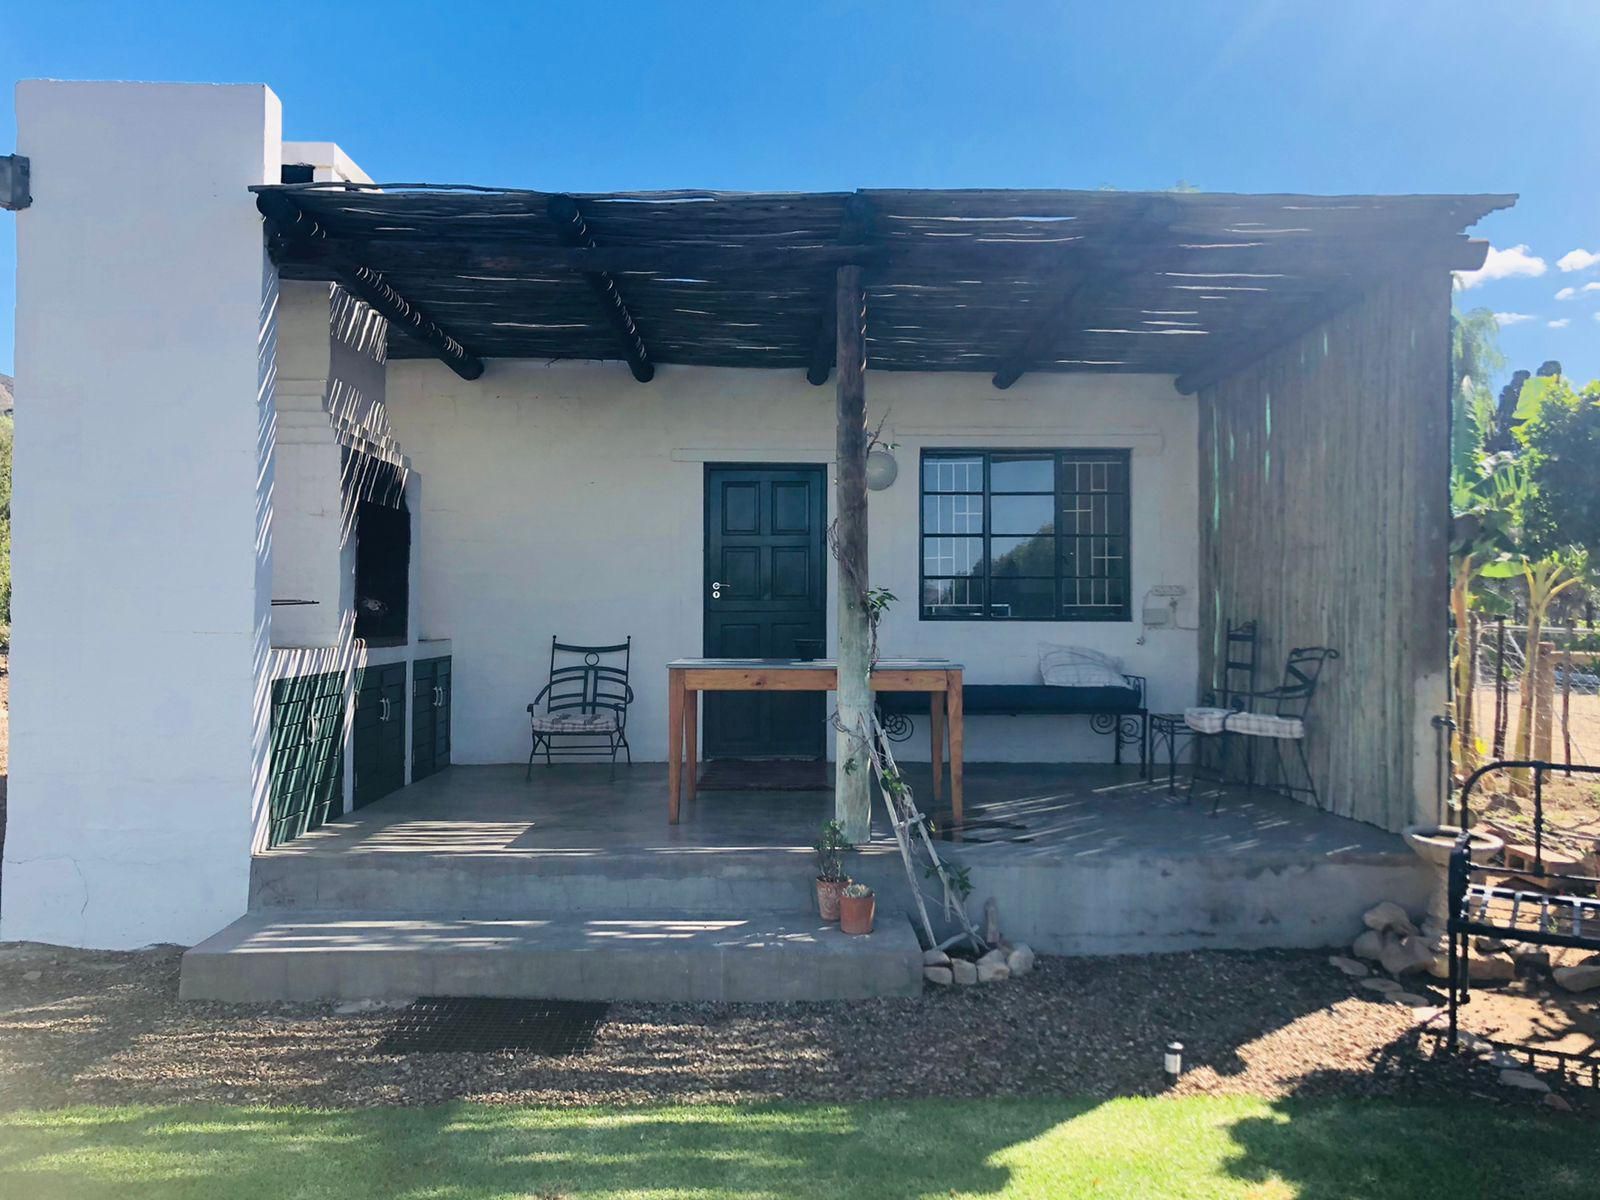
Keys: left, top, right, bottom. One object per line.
{"left": 0, "top": 375, "right": 10, "bottom": 416}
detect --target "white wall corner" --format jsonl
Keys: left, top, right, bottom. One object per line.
{"left": 5, "top": 80, "right": 284, "bottom": 947}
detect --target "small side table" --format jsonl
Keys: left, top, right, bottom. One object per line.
{"left": 1148, "top": 712, "right": 1196, "bottom": 794}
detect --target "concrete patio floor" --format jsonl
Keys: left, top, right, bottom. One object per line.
{"left": 264, "top": 761, "right": 1410, "bottom": 864}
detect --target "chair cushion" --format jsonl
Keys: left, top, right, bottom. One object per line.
{"left": 1039, "top": 642, "right": 1125, "bottom": 688}
{"left": 530, "top": 710, "right": 619, "bottom": 734}
{"left": 1184, "top": 706, "right": 1304, "bottom": 739}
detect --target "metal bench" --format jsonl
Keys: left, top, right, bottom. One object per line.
{"left": 1447, "top": 759, "right": 1600, "bottom": 1049}
{"left": 877, "top": 677, "right": 1148, "bottom": 771}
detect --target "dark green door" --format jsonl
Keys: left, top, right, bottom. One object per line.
{"left": 703, "top": 464, "right": 827, "bottom": 759}
{"left": 412, "top": 656, "right": 452, "bottom": 781}
{"left": 267, "top": 671, "right": 344, "bottom": 847}
{"left": 354, "top": 662, "right": 407, "bottom": 808}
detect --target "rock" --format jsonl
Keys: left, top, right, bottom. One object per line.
{"left": 334, "top": 997, "right": 413, "bottom": 1015}
{"left": 922, "top": 948, "right": 951, "bottom": 968}
{"left": 1328, "top": 955, "right": 1368, "bottom": 978}
{"left": 983, "top": 898, "right": 1002, "bottom": 946}
{"left": 1553, "top": 964, "right": 1600, "bottom": 993}
{"left": 21, "top": 970, "right": 41, "bottom": 983}
{"left": 923, "top": 965, "right": 953, "bottom": 986}
{"left": 1006, "top": 944, "right": 1036, "bottom": 976}
{"left": 1487, "top": 1050, "right": 1522, "bottom": 1070}
{"left": 1364, "top": 901, "right": 1419, "bottom": 938}
{"left": 1359, "top": 977, "right": 1403, "bottom": 995}
{"left": 951, "top": 959, "right": 978, "bottom": 986}
{"left": 1468, "top": 952, "right": 1516, "bottom": 983}
{"left": 1458, "top": 1031, "right": 1491, "bottom": 1053}
{"left": 976, "top": 947, "right": 1008, "bottom": 969}
{"left": 1510, "top": 946, "right": 1551, "bottom": 974}
{"left": 1391, "top": 991, "right": 1432, "bottom": 1007}
{"left": 1498, "top": 1069, "right": 1551, "bottom": 1094}
{"left": 1379, "top": 932, "right": 1436, "bottom": 976}
{"left": 1351, "top": 930, "right": 1385, "bottom": 961}
{"left": 1474, "top": 936, "right": 1511, "bottom": 955}
{"left": 976, "top": 960, "right": 1011, "bottom": 983}
{"left": 1543, "top": 1093, "right": 1574, "bottom": 1113}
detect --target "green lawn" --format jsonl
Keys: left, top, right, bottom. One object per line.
{"left": 0, "top": 1096, "right": 1590, "bottom": 1199}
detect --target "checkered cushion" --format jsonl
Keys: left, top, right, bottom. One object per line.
{"left": 1183, "top": 706, "right": 1304, "bottom": 739}
{"left": 530, "top": 710, "right": 619, "bottom": 734}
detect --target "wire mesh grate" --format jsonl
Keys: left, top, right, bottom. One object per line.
{"left": 373, "top": 997, "right": 609, "bottom": 1055}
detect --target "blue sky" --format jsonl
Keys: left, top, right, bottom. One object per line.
{"left": 1, "top": 1, "right": 1596, "bottom": 385}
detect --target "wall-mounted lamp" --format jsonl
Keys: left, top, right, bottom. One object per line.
{"left": 865, "top": 448, "right": 899, "bottom": 491}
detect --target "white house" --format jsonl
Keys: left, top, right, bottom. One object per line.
{"left": 0, "top": 81, "right": 1512, "bottom": 1000}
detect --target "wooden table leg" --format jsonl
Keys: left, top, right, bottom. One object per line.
{"left": 667, "top": 669, "right": 684, "bottom": 824}
{"left": 929, "top": 691, "right": 946, "bottom": 806}
{"left": 684, "top": 686, "right": 699, "bottom": 803}
{"left": 947, "top": 669, "right": 964, "bottom": 832}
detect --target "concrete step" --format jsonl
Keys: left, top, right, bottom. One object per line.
{"left": 249, "top": 849, "right": 919, "bottom": 917}
{"left": 179, "top": 911, "right": 924, "bottom": 1003}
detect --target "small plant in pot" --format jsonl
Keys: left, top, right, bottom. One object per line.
{"left": 814, "top": 819, "right": 853, "bottom": 922}
{"left": 839, "top": 882, "right": 875, "bottom": 935}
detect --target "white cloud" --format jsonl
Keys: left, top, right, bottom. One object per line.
{"left": 1556, "top": 287, "right": 1578, "bottom": 300}
{"left": 1557, "top": 248, "right": 1600, "bottom": 273}
{"left": 1548, "top": 318, "right": 1571, "bottom": 329}
{"left": 1493, "top": 312, "right": 1535, "bottom": 327}
{"left": 1455, "top": 244, "right": 1548, "bottom": 289}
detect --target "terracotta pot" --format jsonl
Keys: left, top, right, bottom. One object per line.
{"left": 839, "top": 892, "right": 876, "bottom": 935}
{"left": 816, "top": 878, "right": 849, "bottom": 922}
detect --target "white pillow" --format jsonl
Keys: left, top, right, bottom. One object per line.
{"left": 1039, "top": 643, "right": 1126, "bottom": 689}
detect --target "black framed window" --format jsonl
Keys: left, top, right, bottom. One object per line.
{"left": 920, "top": 449, "right": 1130, "bottom": 621}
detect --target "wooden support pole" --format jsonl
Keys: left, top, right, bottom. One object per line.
{"left": 806, "top": 195, "right": 874, "bottom": 386}
{"left": 834, "top": 264, "right": 872, "bottom": 843}
{"left": 546, "top": 194, "right": 654, "bottom": 383}
{"left": 991, "top": 276, "right": 1093, "bottom": 389}
{"left": 256, "top": 191, "right": 485, "bottom": 381}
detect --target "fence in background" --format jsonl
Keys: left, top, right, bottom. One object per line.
{"left": 1460, "top": 618, "right": 1599, "bottom": 769}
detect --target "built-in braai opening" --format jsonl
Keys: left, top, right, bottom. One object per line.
{"left": 354, "top": 496, "right": 410, "bottom": 645}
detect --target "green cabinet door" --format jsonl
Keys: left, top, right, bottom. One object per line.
{"left": 412, "top": 655, "right": 452, "bottom": 781}
{"left": 267, "top": 671, "right": 344, "bottom": 848}
{"left": 354, "top": 662, "right": 407, "bottom": 808}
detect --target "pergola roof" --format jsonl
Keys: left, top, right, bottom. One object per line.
{"left": 253, "top": 184, "right": 1512, "bottom": 392}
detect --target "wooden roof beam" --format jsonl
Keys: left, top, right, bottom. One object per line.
{"left": 546, "top": 194, "right": 653, "bottom": 383}
{"left": 256, "top": 191, "right": 485, "bottom": 381}
{"left": 805, "top": 194, "right": 875, "bottom": 386}
{"left": 1170, "top": 244, "right": 1485, "bottom": 395}
{"left": 1172, "top": 285, "right": 1365, "bottom": 395}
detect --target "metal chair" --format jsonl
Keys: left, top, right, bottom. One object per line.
{"left": 526, "top": 637, "right": 634, "bottom": 779}
{"left": 1151, "top": 619, "right": 1256, "bottom": 794}
{"left": 1185, "top": 644, "right": 1339, "bottom": 813}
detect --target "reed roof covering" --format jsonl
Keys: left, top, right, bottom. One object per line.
{"left": 253, "top": 184, "right": 1512, "bottom": 390}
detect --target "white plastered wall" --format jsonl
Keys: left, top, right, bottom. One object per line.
{"left": 385, "top": 360, "right": 1200, "bottom": 764}
{"left": 4, "top": 82, "right": 282, "bottom": 947}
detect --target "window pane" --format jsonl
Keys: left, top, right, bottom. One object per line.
{"left": 924, "top": 494, "right": 984, "bottom": 536}
{"left": 990, "top": 534, "right": 1054, "bottom": 577}
{"left": 923, "top": 536, "right": 983, "bottom": 577}
{"left": 990, "top": 455, "right": 1053, "bottom": 492}
{"left": 923, "top": 577, "right": 985, "bottom": 618}
{"left": 990, "top": 578, "right": 1054, "bottom": 619}
{"left": 923, "top": 456, "right": 983, "bottom": 493}
{"left": 991, "top": 494, "right": 1053, "bottom": 535}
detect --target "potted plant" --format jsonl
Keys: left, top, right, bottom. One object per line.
{"left": 814, "top": 819, "right": 852, "bottom": 921}
{"left": 839, "top": 882, "right": 875, "bottom": 935}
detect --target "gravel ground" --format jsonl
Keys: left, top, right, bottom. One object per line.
{"left": 1, "top": 942, "right": 1591, "bottom": 1113}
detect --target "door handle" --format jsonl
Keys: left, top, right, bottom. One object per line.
{"left": 711, "top": 581, "right": 723, "bottom": 600}
{"left": 378, "top": 696, "right": 391, "bottom": 722}
{"left": 433, "top": 685, "right": 444, "bottom": 708}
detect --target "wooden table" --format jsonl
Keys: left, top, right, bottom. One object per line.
{"left": 665, "top": 658, "right": 964, "bottom": 826}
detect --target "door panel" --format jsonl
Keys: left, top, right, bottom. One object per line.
{"left": 704, "top": 465, "right": 827, "bottom": 758}
{"left": 354, "top": 662, "right": 406, "bottom": 808}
